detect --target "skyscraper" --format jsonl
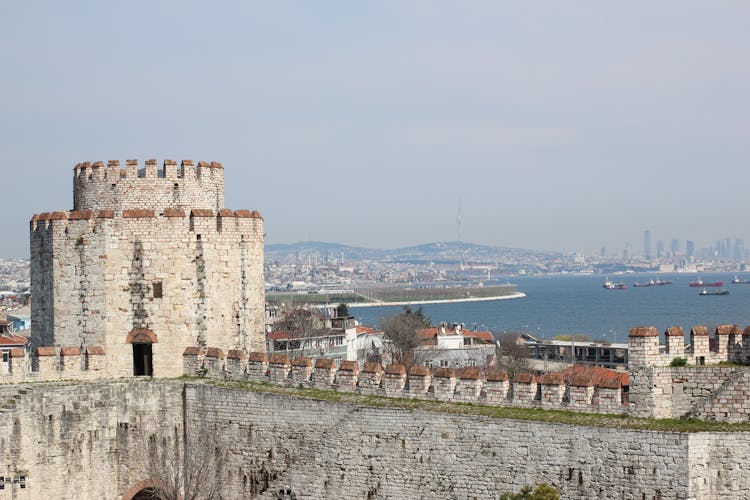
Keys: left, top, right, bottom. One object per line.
{"left": 671, "top": 238, "right": 679, "bottom": 256}
{"left": 623, "top": 241, "right": 632, "bottom": 261}
{"left": 644, "top": 230, "right": 651, "bottom": 259}
{"left": 657, "top": 240, "right": 664, "bottom": 258}
{"left": 734, "top": 238, "right": 744, "bottom": 260}
{"left": 686, "top": 240, "right": 695, "bottom": 259}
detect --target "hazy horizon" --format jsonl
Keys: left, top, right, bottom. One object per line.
{"left": 2, "top": 2, "right": 749, "bottom": 259}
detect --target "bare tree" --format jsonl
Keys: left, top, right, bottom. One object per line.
{"left": 494, "top": 331, "right": 530, "bottom": 376}
{"left": 138, "top": 424, "right": 225, "bottom": 500}
{"left": 272, "top": 308, "right": 318, "bottom": 355}
{"left": 381, "top": 307, "right": 428, "bottom": 368}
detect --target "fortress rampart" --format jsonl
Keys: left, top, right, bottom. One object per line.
{"left": 627, "top": 325, "right": 750, "bottom": 421}
{"left": 0, "top": 379, "right": 747, "bottom": 499}
{"left": 175, "top": 322, "right": 750, "bottom": 424}
{"left": 73, "top": 159, "right": 224, "bottom": 212}
{"left": 182, "top": 349, "right": 629, "bottom": 415}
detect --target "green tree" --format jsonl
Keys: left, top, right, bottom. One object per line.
{"left": 336, "top": 303, "right": 349, "bottom": 318}
{"left": 402, "top": 305, "right": 432, "bottom": 327}
{"left": 500, "top": 483, "right": 560, "bottom": 500}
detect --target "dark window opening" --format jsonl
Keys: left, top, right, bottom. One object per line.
{"left": 133, "top": 343, "right": 153, "bottom": 376}
{"left": 196, "top": 234, "right": 201, "bottom": 240}
{"left": 133, "top": 488, "right": 158, "bottom": 499}
{"left": 153, "top": 281, "right": 163, "bottom": 298}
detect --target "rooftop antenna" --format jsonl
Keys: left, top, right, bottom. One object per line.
{"left": 457, "top": 198, "right": 462, "bottom": 243}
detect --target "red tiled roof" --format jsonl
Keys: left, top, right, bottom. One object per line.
{"left": 362, "top": 362, "right": 382, "bottom": 374}
{"left": 384, "top": 363, "right": 406, "bottom": 375}
{"left": 269, "top": 353, "right": 291, "bottom": 365}
{"left": 409, "top": 365, "right": 431, "bottom": 376}
{"left": 292, "top": 356, "right": 313, "bottom": 367}
{"left": 339, "top": 361, "right": 359, "bottom": 373}
{"left": 486, "top": 370, "right": 509, "bottom": 382}
{"left": 248, "top": 352, "right": 268, "bottom": 363}
{"left": 513, "top": 373, "right": 536, "bottom": 384}
{"left": 356, "top": 325, "right": 380, "bottom": 335}
{"left": 0, "top": 333, "right": 28, "bottom": 346}
{"left": 315, "top": 358, "right": 335, "bottom": 369}
{"left": 459, "top": 367, "right": 483, "bottom": 380}
{"left": 553, "top": 364, "right": 628, "bottom": 388}
{"left": 418, "top": 328, "right": 440, "bottom": 340}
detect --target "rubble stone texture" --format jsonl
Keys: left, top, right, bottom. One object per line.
{"left": 29, "top": 160, "right": 265, "bottom": 377}
{"left": 1, "top": 381, "right": 749, "bottom": 500}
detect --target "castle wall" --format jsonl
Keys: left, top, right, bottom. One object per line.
{"left": 186, "top": 352, "right": 631, "bottom": 414}
{"left": 184, "top": 384, "right": 750, "bottom": 500}
{"left": 631, "top": 366, "right": 750, "bottom": 421}
{"left": 0, "top": 381, "right": 183, "bottom": 500}
{"left": 627, "top": 326, "right": 750, "bottom": 420}
{"left": 0, "top": 380, "right": 749, "bottom": 499}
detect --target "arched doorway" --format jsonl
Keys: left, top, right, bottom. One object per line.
{"left": 126, "top": 328, "right": 158, "bottom": 377}
{"left": 132, "top": 487, "right": 158, "bottom": 499}
{"left": 122, "top": 479, "right": 161, "bottom": 500}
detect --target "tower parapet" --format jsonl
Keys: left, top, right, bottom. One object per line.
{"left": 73, "top": 159, "right": 225, "bottom": 212}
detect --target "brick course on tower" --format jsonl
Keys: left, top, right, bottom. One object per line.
{"left": 30, "top": 159, "right": 265, "bottom": 377}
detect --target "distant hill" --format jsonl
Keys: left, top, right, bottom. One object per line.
{"left": 265, "top": 241, "right": 559, "bottom": 264}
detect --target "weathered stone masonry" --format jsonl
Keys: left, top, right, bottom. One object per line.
{"left": 2, "top": 380, "right": 749, "bottom": 500}
{"left": 30, "top": 159, "right": 265, "bottom": 378}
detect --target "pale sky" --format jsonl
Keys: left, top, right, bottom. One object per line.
{"left": 1, "top": 2, "right": 749, "bottom": 258}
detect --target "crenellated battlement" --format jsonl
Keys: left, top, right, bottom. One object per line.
{"left": 627, "top": 324, "right": 750, "bottom": 420}
{"left": 0, "top": 345, "right": 106, "bottom": 384}
{"left": 73, "top": 158, "right": 225, "bottom": 212}
{"left": 627, "top": 323, "right": 750, "bottom": 368}
{"left": 73, "top": 159, "right": 223, "bottom": 181}
{"left": 29, "top": 208, "right": 263, "bottom": 235}
{"left": 182, "top": 349, "right": 630, "bottom": 415}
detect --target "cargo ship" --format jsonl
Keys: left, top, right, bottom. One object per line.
{"left": 689, "top": 278, "right": 723, "bottom": 287}
{"left": 633, "top": 278, "right": 672, "bottom": 287}
{"left": 699, "top": 289, "right": 729, "bottom": 296}
{"left": 731, "top": 275, "right": 750, "bottom": 284}
{"left": 603, "top": 278, "right": 627, "bottom": 290}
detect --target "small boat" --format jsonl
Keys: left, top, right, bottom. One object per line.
{"left": 634, "top": 278, "right": 673, "bottom": 287}
{"left": 603, "top": 278, "right": 627, "bottom": 290}
{"left": 699, "top": 289, "right": 729, "bottom": 296}
{"left": 731, "top": 275, "right": 750, "bottom": 284}
{"left": 689, "top": 278, "right": 724, "bottom": 287}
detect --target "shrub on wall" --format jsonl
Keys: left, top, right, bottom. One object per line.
{"left": 500, "top": 483, "right": 560, "bottom": 500}
{"left": 669, "top": 357, "right": 688, "bottom": 367}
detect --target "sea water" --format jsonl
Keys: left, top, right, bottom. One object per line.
{"left": 350, "top": 273, "right": 750, "bottom": 343}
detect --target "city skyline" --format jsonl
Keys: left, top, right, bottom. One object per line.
{"left": 2, "top": 2, "right": 750, "bottom": 258}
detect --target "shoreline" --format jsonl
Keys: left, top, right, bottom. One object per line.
{"left": 337, "top": 292, "right": 527, "bottom": 309}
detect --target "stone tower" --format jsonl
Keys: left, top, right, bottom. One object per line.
{"left": 30, "top": 159, "right": 265, "bottom": 377}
